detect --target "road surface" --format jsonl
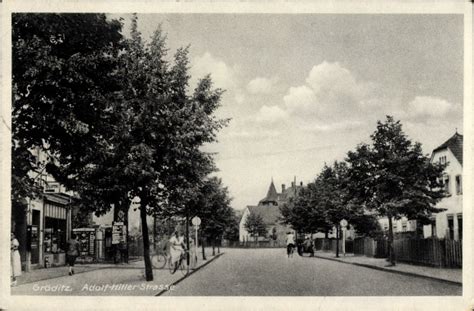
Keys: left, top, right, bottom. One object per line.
{"left": 163, "top": 248, "right": 461, "bottom": 296}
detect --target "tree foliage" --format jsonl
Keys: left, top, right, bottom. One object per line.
{"left": 189, "top": 177, "right": 235, "bottom": 243}
{"left": 12, "top": 14, "right": 228, "bottom": 281}
{"left": 346, "top": 116, "right": 447, "bottom": 222}
{"left": 244, "top": 212, "right": 267, "bottom": 241}
{"left": 346, "top": 116, "right": 447, "bottom": 264}
{"left": 12, "top": 13, "right": 123, "bottom": 213}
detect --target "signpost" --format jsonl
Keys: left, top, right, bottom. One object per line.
{"left": 112, "top": 222, "right": 125, "bottom": 245}
{"left": 340, "top": 219, "right": 348, "bottom": 256}
{"left": 192, "top": 216, "right": 201, "bottom": 266}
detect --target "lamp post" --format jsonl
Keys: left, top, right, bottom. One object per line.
{"left": 192, "top": 216, "right": 201, "bottom": 266}
{"left": 340, "top": 219, "right": 348, "bottom": 256}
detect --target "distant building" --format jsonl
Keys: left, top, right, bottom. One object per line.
{"left": 239, "top": 179, "right": 302, "bottom": 245}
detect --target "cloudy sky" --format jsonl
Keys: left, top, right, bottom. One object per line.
{"left": 111, "top": 13, "right": 463, "bottom": 211}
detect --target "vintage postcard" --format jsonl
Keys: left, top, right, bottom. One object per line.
{"left": 0, "top": 1, "right": 472, "bottom": 310}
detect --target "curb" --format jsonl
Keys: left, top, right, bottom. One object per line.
{"left": 311, "top": 254, "right": 462, "bottom": 286}
{"left": 155, "top": 252, "right": 224, "bottom": 296}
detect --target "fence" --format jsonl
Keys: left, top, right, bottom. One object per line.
{"left": 353, "top": 237, "right": 461, "bottom": 268}
{"left": 223, "top": 240, "right": 285, "bottom": 248}
{"left": 394, "top": 238, "right": 461, "bottom": 268}
{"left": 353, "top": 237, "right": 388, "bottom": 258}
{"left": 314, "top": 238, "right": 353, "bottom": 253}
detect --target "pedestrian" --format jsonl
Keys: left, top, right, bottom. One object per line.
{"left": 11, "top": 233, "right": 21, "bottom": 286}
{"left": 66, "top": 234, "right": 80, "bottom": 276}
{"left": 286, "top": 231, "right": 295, "bottom": 258}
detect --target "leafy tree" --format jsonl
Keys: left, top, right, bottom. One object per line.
{"left": 223, "top": 213, "right": 240, "bottom": 242}
{"left": 106, "top": 16, "right": 226, "bottom": 280}
{"left": 280, "top": 184, "right": 332, "bottom": 236}
{"left": 12, "top": 13, "right": 123, "bottom": 251}
{"left": 187, "top": 177, "right": 234, "bottom": 258}
{"left": 244, "top": 212, "right": 267, "bottom": 243}
{"left": 16, "top": 14, "right": 227, "bottom": 282}
{"left": 313, "top": 162, "right": 357, "bottom": 257}
{"left": 346, "top": 116, "right": 446, "bottom": 265}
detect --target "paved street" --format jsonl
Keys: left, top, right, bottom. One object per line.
{"left": 163, "top": 248, "right": 462, "bottom": 296}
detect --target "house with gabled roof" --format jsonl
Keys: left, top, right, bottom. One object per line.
{"left": 239, "top": 179, "right": 302, "bottom": 245}
{"left": 377, "top": 131, "right": 463, "bottom": 240}
{"left": 423, "top": 131, "right": 463, "bottom": 240}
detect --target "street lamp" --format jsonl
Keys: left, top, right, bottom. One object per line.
{"left": 340, "top": 219, "right": 348, "bottom": 256}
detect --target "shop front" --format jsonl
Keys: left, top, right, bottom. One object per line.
{"left": 42, "top": 194, "right": 71, "bottom": 268}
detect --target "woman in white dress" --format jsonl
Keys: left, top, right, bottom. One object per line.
{"left": 11, "top": 233, "right": 22, "bottom": 286}
{"left": 168, "top": 229, "right": 186, "bottom": 274}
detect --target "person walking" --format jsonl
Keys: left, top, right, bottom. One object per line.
{"left": 11, "top": 233, "right": 21, "bottom": 286}
{"left": 66, "top": 234, "right": 80, "bottom": 276}
{"left": 286, "top": 231, "right": 295, "bottom": 258}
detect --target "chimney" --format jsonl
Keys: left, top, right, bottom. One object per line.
{"left": 282, "top": 184, "right": 286, "bottom": 193}
{"left": 291, "top": 181, "right": 295, "bottom": 188}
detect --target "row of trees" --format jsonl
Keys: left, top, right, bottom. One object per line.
{"left": 280, "top": 116, "right": 447, "bottom": 264}
{"left": 12, "top": 13, "right": 235, "bottom": 280}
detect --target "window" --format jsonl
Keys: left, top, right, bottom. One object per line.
{"left": 443, "top": 175, "right": 450, "bottom": 195}
{"left": 447, "top": 215, "right": 454, "bottom": 240}
{"left": 439, "top": 156, "right": 447, "bottom": 164}
{"left": 455, "top": 175, "right": 462, "bottom": 195}
{"left": 431, "top": 221, "right": 437, "bottom": 237}
{"left": 383, "top": 224, "right": 388, "bottom": 231}
{"left": 393, "top": 224, "right": 398, "bottom": 232}
{"left": 457, "top": 214, "right": 462, "bottom": 240}
{"left": 402, "top": 220, "right": 407, "bottom": 232}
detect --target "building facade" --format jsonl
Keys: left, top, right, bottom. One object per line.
{"left": 239, "top": 179, "right": 302, "bottom": 245}
{"left": 423, "top": 132, "right": 463, "bottom": 240}
{"left": 12, "top": 149, "right": 74, "bottom": 271}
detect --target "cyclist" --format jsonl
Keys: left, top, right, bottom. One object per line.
{"left": 169, "top": 229, "right": 186, "bottom": 274}
{"left": 286, "top": 231, "right": 295, "bottom": 258}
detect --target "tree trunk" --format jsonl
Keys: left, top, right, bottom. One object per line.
{"left": 185, "top": 210, "right": 190, "bottom": 267}
{"left": 201, "top": 237, "right": 206, "bottom": 260}
{"left": 325, "top": 230, "right": 329, "bottom": 239}
{"left": 212, "top": 238, "right": 216, "bottom": 256}
{"left": 335, "top": 225, "right": 340, "bottom": 258}
{"left": 140, "top": 198, "right": 153, "bottom": 281}
{"left": 387, "top": 215, "right": 396, "bottom": 266}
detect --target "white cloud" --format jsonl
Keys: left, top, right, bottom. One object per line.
{"left": 283, "top": 85, "right": 316, "bottom": 114}
{"left": 190, "top": 52, "right": 240, "bottom": 91}
{"left": 306, "top": 61, "right": 360, "bottom": 98}
{"left": 298, "top": 120, "right": 363, "bottom": 133}
{"left": 225, "top": 129, "right": 281, "bottom": 139}
{"left": 406, "top": 96, "right": 458, "bottom": 118}
{"left": 247, "top": 77, "right": 277, "bottom": 94}
{"left": 255, "top": 105, "right": 288, "bottom": 124}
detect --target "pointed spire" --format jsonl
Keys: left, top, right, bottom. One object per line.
{"left": 266, "top": 179, "right": 278, "bottom": 199}
{"left": 259, "top": 178, "right": 279, "bottom": 206}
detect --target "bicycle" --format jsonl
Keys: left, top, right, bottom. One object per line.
{"left": 169, "top": 250, "right": 189, "bottom": 276}
{"left": 151, "top": 249, "right": 168, "bottom": 269}
{"left": 287, "top": 243, "right": 295, "bottom": 258}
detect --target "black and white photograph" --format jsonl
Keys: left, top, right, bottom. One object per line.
{"left": 1, "top": 1, "right": 472, "bottom": 310}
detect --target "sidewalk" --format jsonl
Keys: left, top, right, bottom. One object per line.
{"left": 311, "top": 251, "right": 462, "bottom": 285}
{"left": 11, "top": 252, "right": 224, "bottom": 296}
